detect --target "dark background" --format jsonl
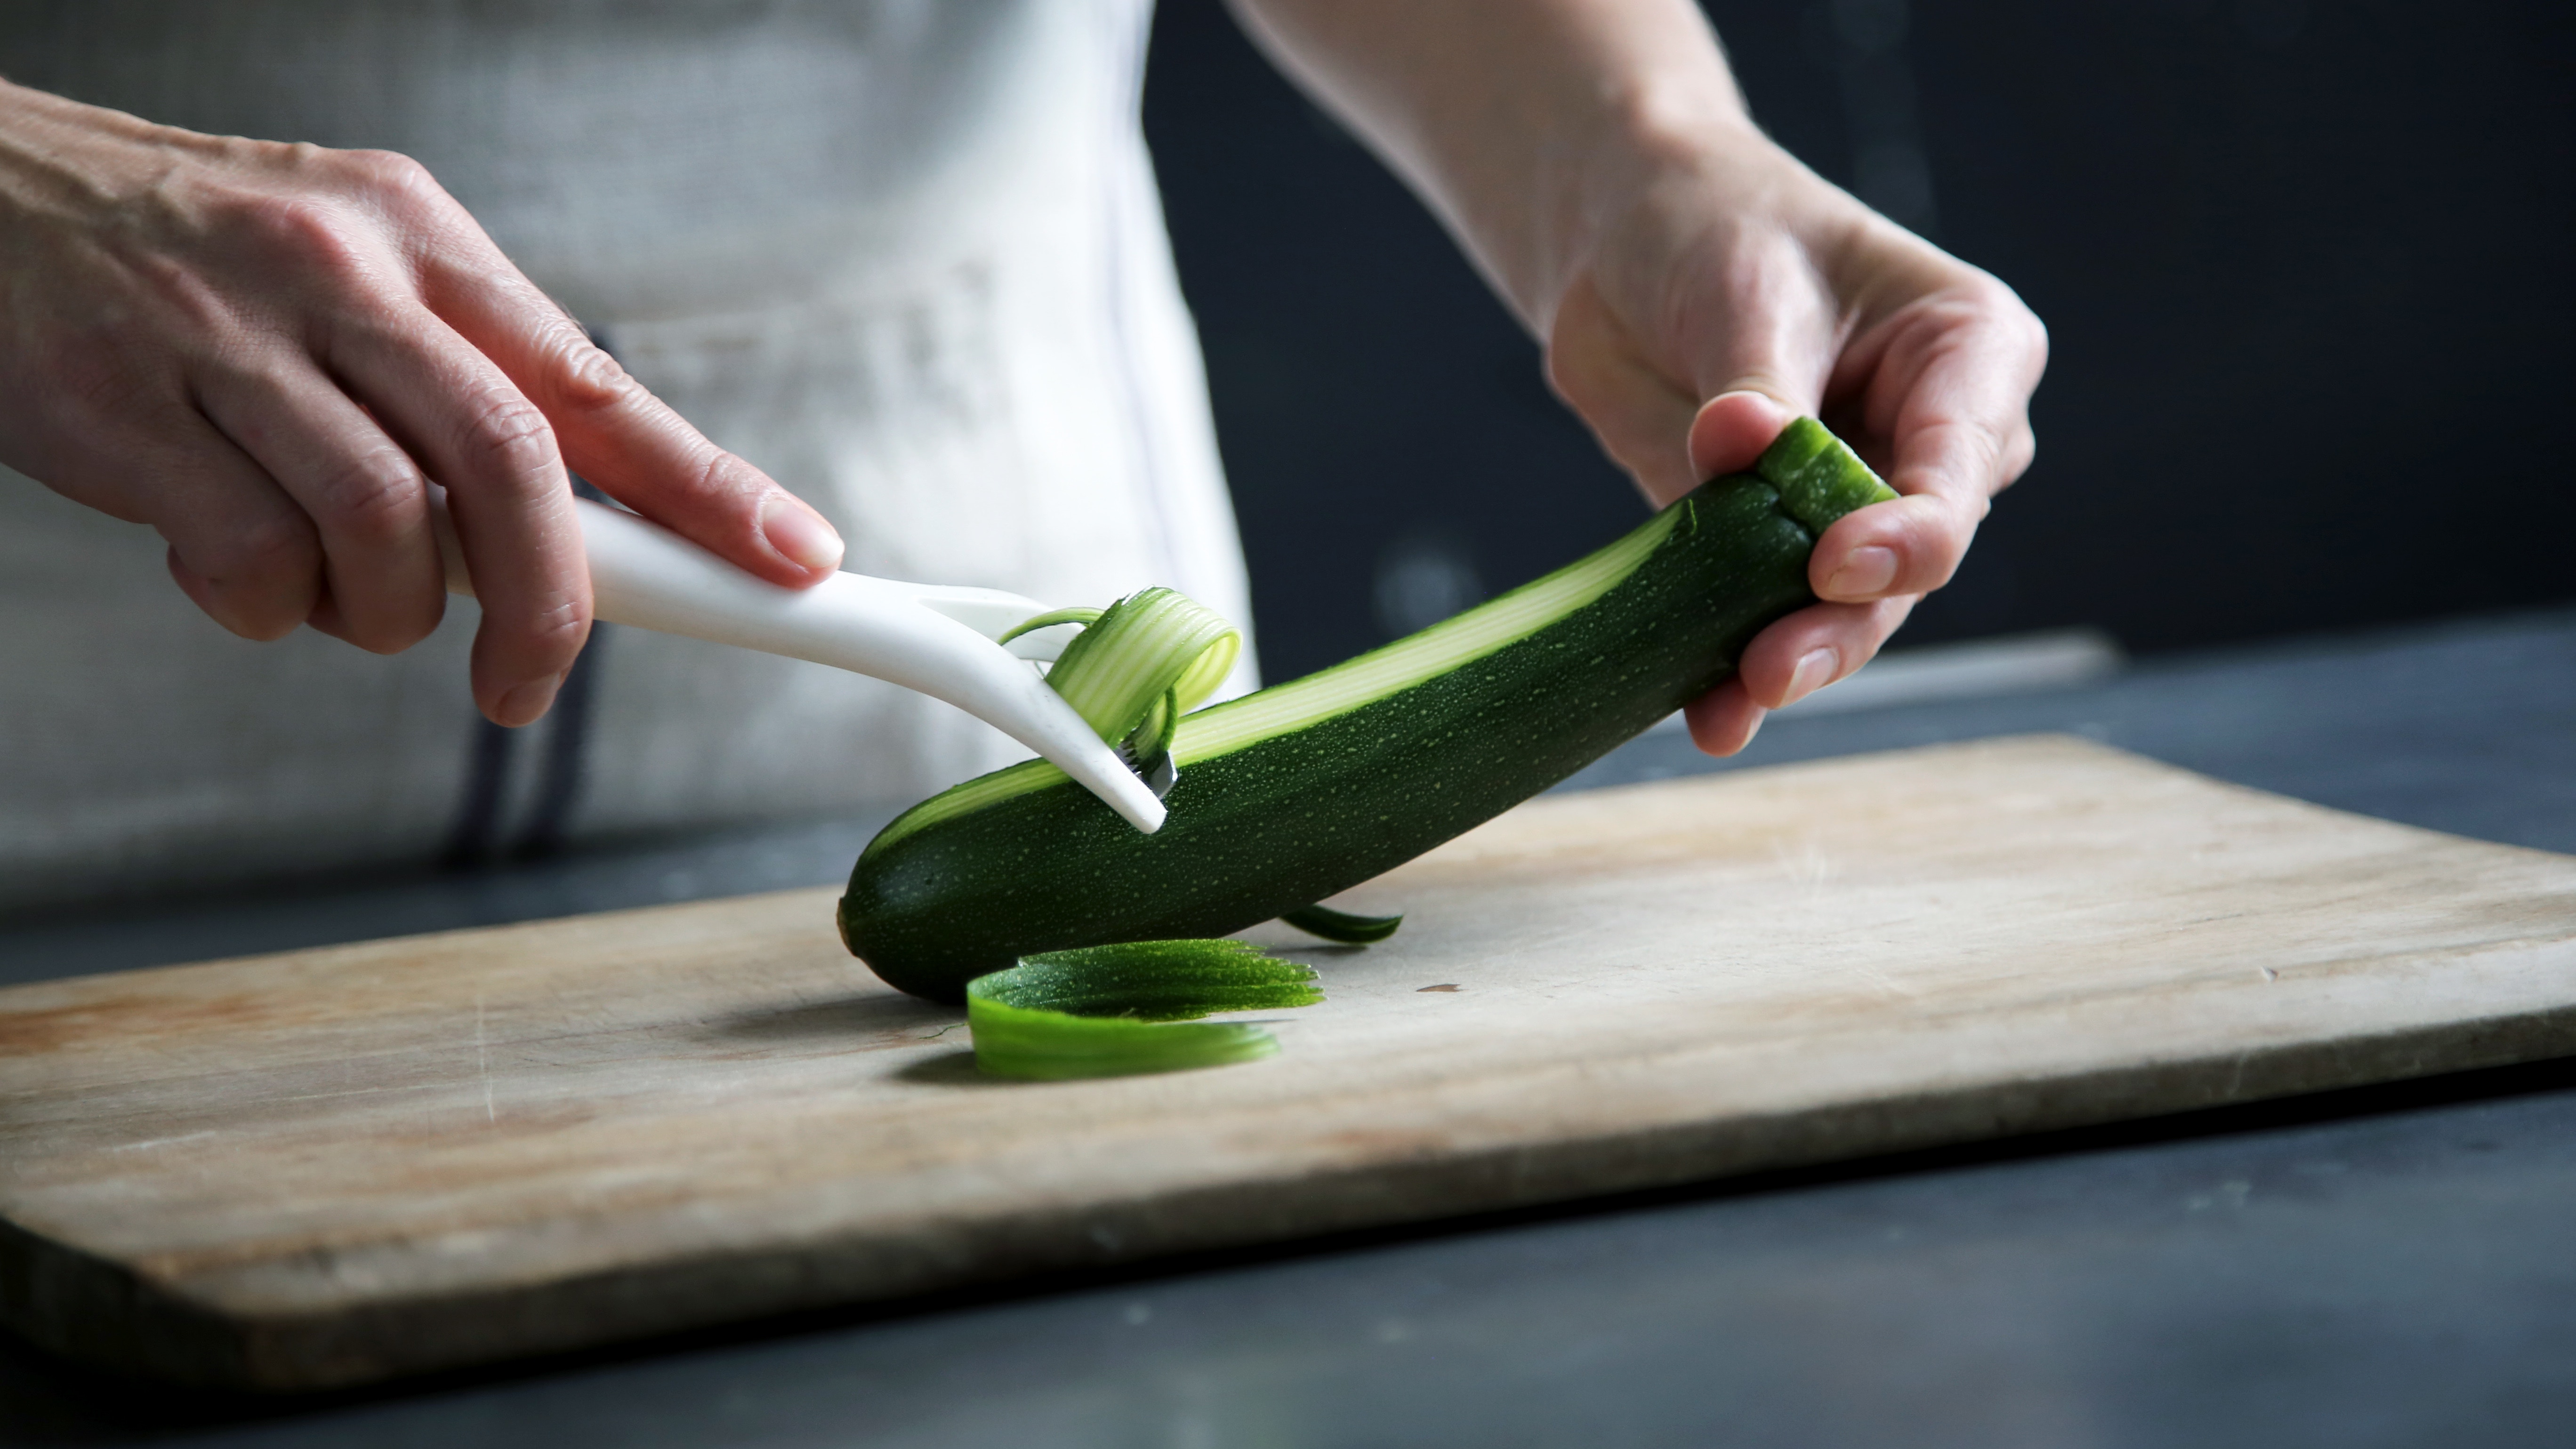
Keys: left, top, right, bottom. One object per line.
{"left": 1143, "top": 0, "right": 2576, "bottom": 681}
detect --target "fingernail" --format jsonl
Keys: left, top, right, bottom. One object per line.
{"left": 495, "top": 675, "right": 561, "bottom": 728}
{"left": 1782, "top": 648, "right": 1837, "bottom": 708}
{"left": 1824, "top": 546, "right": 1898, "bottom": 598}
{"left": 761, "top": 495, "right": 844, "bottom": 572}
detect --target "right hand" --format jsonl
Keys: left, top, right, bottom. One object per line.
{"left": 0, "top": 80, "right": 845, "bottom": 726}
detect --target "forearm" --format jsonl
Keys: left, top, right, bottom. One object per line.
{"left": 1224, "top": 0, "right": 1761, "bottom": 330}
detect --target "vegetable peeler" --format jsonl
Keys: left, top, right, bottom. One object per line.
{"left": 429, "top": 491, "right": 1167, "bottom": 834}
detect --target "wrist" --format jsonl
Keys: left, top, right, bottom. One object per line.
{"left": 1533, "top": 72, "right": 1782, "bottom": 332}
{"left": 0, "top": 80, "right": 210, "bottom": 221}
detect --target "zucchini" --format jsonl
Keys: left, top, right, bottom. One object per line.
{"left": 841, "top": 419, "right": 1896, "bottom": 1002}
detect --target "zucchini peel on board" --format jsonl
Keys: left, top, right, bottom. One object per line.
{"left": 840, "top": 418, "right": 1898, "bottom": 1007}
{"left": 966, "top": 940, "right": 1324, "bottom": 1081}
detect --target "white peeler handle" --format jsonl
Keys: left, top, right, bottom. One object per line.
{"left": 431, "top": 492, "right": 1166, "bottom": 834}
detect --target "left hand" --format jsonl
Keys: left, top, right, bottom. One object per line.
{"left": 1545, "top": 124, "right": 2047, "bottom": 755}
{"left": 1229, "top": 0, "right": 2047, "bottom": 754}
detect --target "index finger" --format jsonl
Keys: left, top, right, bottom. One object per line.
{"left": 419, "top": 254, "right": 844, "bottom": 587}
{"left": 1811, "top": 282, "right": 2046, "bottom": 601}
{"left": 1861, "top": 284, "right": 2045, "bottom": 501}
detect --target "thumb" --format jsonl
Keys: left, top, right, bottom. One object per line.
{"left": 1686, "top": 388, "right": 1802, "bottom": 481}
{"left": 1676, "top": 234, "right": 1837, "bottom": 479}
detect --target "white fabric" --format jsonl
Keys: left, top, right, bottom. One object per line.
{"left": 0, "top": 0, "right": 1253, "bottom": 910}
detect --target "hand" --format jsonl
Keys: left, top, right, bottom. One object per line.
{"left": 0, "top": 81, "right": 845, "bottom": 726}
{"left": 1227, "top": 0, "right": 2045, "bottom": 757}
{"left": 1547, "top": 124, "right": 2046, "bottom": 756}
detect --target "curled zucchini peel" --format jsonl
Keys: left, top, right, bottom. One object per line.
{"left": 1005, "top": 587, "right": 1240, "bottom": 782}
{"left": 966, "top": 940, "right": 1324, "bottom": 1080}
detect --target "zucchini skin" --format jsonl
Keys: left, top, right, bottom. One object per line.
{"left": 843, "top": 475, "right": 1827, "bottom": 1003}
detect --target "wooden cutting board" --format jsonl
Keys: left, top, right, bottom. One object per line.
{"left": 7, "top": 735, "right": 2575, "bottom": 1391}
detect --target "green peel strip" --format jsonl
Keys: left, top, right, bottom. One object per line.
{"left": 1041, "top": 587, "right": 1238, "bottom": 741}
{"left": 966, "top": 940, "right": 1324, "bottom": 1080}
{"left": 1023, "top": 587, "right": 1240, "bottom": 771}
{"left": 995, "top": 606, "right": 1104, "bottom": 645}
{"left": 1279, "top": 903, "right": 1404, "bottom": 944}
{"left": 868, "top": 587, "right": 1243, "bottom": 860}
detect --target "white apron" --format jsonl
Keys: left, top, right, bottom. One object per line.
{"left": 0, "top": 0, "right": 1253, "bottom": 911}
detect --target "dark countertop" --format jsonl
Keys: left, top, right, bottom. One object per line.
{"left": 5, "top": 606, "right": 2573, "bottom": 1447}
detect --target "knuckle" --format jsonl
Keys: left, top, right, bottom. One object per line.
{"left": 542, "top": 329, "right": 642, "bottom": 414}
{"left": 1541, "top": 346, "right": 1593, "bottom": 411}
{"left": 513, "top": 593, "right": 592, "bottom": 665}
{"left": 1963, "top": 274, "right": 2050, "bottom": 361}
{"left": 685, "top": 443, "right": 752, "bottom": 506}
{"left": 225, "top": 191, "right": 369, "bottom": 276}
{"left": 2018, "top": 300, "right": 2049, "bottom": 354}
{"left": 458, "top": 390, "right": 559, "bottom": 487}
{"left": 2021, "top": 318, "right": 2051, "bottom": 378}
{"left": 311, "top": 446, "right": 425, "bottom": 546}
{"left": 2006, "top": 425, "right": 2038, "bottom": 481}
{"left": 1542, "top": 322, "right": 1607, "bottom": 405}
{"left": 217, "top": 506, "right": 321, "bottom": 580}
{"left": 1991, "top": 293, "right": 2048, "bottom": 365}
{"left": 335, "top": 148, "right": 443, "bottom": 209}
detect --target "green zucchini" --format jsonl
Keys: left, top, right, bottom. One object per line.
{"left": 841, "top": 419, "right": 1896, "bottom": 1002}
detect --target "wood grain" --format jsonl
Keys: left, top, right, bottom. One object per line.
{"left": 5, "top": 736, "right": 2573, "bottom": 1390}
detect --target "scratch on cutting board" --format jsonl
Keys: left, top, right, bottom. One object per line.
{"left": 475, "top": 990, "right": 496, "bottom": 1126}
{"left": 107, "top": 1129, "right": 217, "bottom": 1154}
{"left": 1771, "top": 837, "right": 1842, "bottom": 901}
{"left": 1768, "top": 837, "right": 1916, "bottom": 1000}
{"left": 1852, "top": 960, "right": 1922, "bottom": 1001}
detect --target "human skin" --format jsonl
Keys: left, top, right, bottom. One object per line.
{"left": 1230, "top": 0, "right": 2048, "bottom": 755}
{"left": 0, "top": 79, "right": 845, "bottom": 728}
